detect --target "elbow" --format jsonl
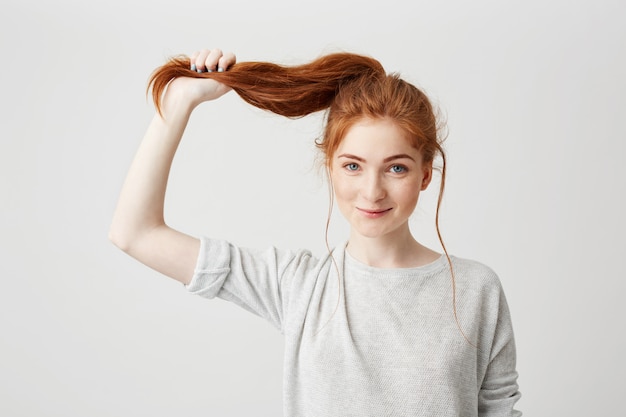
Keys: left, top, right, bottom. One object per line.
{"left": 108, "top": 225, "right": 133, "bottom": 253}
{"left": 108, "top": 219, "right": 142, "bottom": 253}
{"left": 108, "top": 220, "right": 164, "bottom": 254}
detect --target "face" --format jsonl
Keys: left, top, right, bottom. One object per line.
{"left": 329, "top": 118, "right": 432, "bottom": 241}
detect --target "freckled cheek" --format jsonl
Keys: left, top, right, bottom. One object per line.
{"left": 394, "top": 183, "right": 422, "bottom": 207}
{"left": 331, "top": 177, "right": 356, "bottom": 205}
{"left": 332, "top": 186, "right": 357, "bottom": 221}
{"left": 331, "top": 173, "right": 355, "bottom": 194}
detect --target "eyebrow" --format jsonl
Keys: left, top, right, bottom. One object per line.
{"left": 337, "top": 153, "right": 416, "bottom": 163}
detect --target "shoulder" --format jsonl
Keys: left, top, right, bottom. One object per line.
{"left": 449, "top": 255, "right": 504, "bottom": 295}
{"left": 449, "top": 257, "right": 515, "bottom": 337}
{"left": 198, "top": 237, "right": 341, "bottom": 277}
{"left": 199, "top": 237, "right": 314, "bottom": 261}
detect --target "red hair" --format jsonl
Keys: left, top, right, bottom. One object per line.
{"left": 148, "top": 53, "right": 446, "bottom": 234}
{"left": 149, "top": 53, "right": 384, "bottom": 118}
{"left": 148, "top": 52, "right": 470, "bottom": 344}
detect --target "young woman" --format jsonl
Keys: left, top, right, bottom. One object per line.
{"left": 110, "top": 48, "right": 522, "bottom": 416}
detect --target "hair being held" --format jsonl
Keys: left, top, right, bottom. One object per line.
{"left": 149, "top": 52, "right": 384, "bottom": 118}
{"left": 148, "top": 51, "right": 469, "bottom": 342}
{"left": 148, "top": 52, "right": 445, "bottom": 201}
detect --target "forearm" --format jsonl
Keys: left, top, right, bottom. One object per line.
{"left": 110, "top": 49, "right": 236, "bottom": 283}
{"left": 109, "top": 92, "right": 203, "bottom": 283}
{"left": 110, "top": 95, "right": 193, "bottom": 244}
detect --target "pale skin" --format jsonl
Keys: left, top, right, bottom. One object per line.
{"left": 109, "top": 49, "right": 236, "bottom": 284}
{"left": 110, "top": 48, "right": 439, "bottom": 284}
{"left": 331, "top": 118, "right": 440, "bottom": 268}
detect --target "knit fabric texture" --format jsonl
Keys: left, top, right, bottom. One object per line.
{"left": 187, "top": 238, "right": 522, "bottom": 416}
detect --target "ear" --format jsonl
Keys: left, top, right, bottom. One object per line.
{"left": 420, "top": 162, "right": 433, "bottom": 191}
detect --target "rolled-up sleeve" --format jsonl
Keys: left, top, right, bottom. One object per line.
{"left": 186, "top": 238, "right": 232, "bottom": 298}
{"left": 186, "top": 237, "right": 315, "bottom": 332}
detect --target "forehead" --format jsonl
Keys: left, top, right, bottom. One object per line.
{"left": 335, "top": 118, "right": 418, "bottom": 158}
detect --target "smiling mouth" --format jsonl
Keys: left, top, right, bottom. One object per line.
{"left": 357, "top": 207, "right": 393, "bottom": 217}
{"left": 359, "top": 208, "right": 391, "bottom": 213}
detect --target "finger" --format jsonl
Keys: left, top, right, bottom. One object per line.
{"left": 194, "top": 49, "right": 211, "bottom": 72}
{"left": 217, "top": 52, "right": 236, "bottom": 72}
{"left": 189, "top": 51, "right": 199, "bottom": 71}
{"left": 203, "top": 48, "right": 223, "bottom": 73}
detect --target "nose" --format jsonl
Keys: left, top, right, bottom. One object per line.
{"left": 360, "top": 173, "right": 386, "bottom": 202}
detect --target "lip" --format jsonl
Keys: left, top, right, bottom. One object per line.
{"left": 357, "top": 207, "right": 392, "bottom": 218}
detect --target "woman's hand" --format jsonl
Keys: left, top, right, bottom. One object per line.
{"left": 162, "top": 48, "right": 237, "bottom": 113}
{"left": 190, "top": 48, "right": 236, "bottom": 74}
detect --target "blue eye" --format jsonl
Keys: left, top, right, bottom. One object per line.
{"left": 345, "top": 163, "right": 359, "bottom": 171}
{"left": 390, "top": 165, "right": 407, "bottom": 174}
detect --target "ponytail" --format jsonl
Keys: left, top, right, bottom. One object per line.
{"left": 148, "top": 53, "right": 385, "bottom": 118}
{"left": 148, "top": 51, "right": 471, "bottom": 345}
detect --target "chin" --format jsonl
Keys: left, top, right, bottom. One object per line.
{"left": 352, "top": 226, "right": 394, "bottom": 240}
{"left": 349, "top": 218, "right": 409, "bottom": 241}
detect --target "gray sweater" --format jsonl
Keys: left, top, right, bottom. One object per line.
{"left": 187, "top": 238, "right": 522, "bottom": 416}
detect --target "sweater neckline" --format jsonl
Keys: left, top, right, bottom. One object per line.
{"left": 342, "top": 244, "right": 450, "bottom": 278}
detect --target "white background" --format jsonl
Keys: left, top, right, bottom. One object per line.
{"left": 1, "top": 0, "right": 624, "bottom": 415}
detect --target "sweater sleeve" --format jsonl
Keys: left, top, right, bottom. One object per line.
{"left": 478, "top": 286, "right": 522, "bottom": 416}
{"left": 185, "top": 237, "right": 315, "bottom": 332}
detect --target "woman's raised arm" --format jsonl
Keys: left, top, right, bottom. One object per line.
{"left": 109, "top": 49, "right": 236, "bottom": 284}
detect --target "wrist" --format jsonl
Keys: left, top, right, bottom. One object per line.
{"left": 160, "top": 88, "right": 196, "bottom": 118}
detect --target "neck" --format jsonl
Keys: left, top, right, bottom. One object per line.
{"left": 346, "top": 224, "right": 439, "bottom": 268}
